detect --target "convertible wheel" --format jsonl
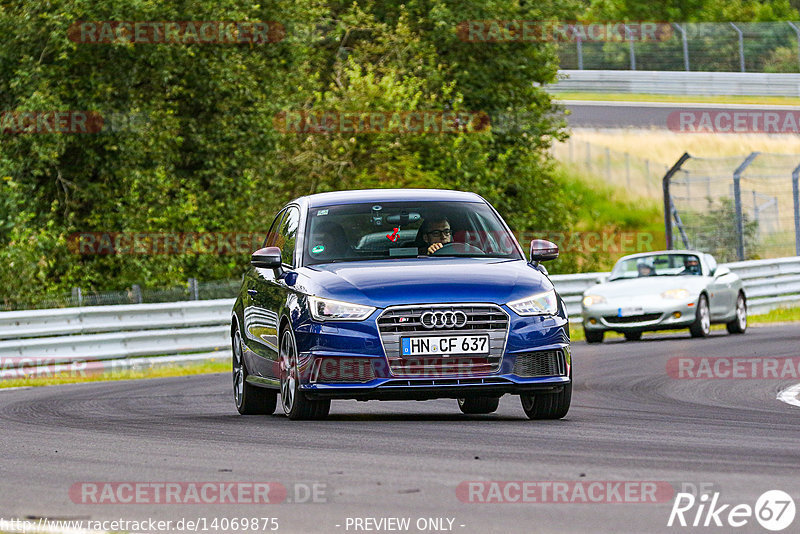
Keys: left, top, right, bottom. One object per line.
{"left": 584, "top": 329, "right": 604, "bottom": 344}
{"left": 232, "top": 326, "right": 277, "bottom": 415}
{"left": 280, "top": 328, "right": 330, "bottom": 420}
{"left": 624, "top": 332, "right": 642, "bottom": 341}
{"left": 520, "top": 383, "right": 571, "bottom": 420}
{"left": 726, "top": 292, "right": 747, "bottom": 334}
{"left": 689, "top": 294, "right": 711, "bottom": 338}
{"left": 457, "top": 396, "right": 500, "bottom": 415}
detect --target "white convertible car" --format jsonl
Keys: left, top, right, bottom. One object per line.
{"left": 581, "top": 250, "right": 747, "bottom": 343}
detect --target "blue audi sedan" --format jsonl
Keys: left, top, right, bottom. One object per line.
{"left": 231, "top": 189, "right": 571, "bottom": 420}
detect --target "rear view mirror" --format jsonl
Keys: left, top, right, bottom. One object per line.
{"left": 529, "top": 239, "right": 559, "bottom": 263}
{"left": 251, "top": 247, "right": 282, "bottom": 269}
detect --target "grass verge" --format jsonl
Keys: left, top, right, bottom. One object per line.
{"left": 0, "top": 359, "right": 229, "bottom": 388}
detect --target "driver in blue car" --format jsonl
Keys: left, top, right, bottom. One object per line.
{"left": 421, "top": 217, "right": 452, "bottom": 255}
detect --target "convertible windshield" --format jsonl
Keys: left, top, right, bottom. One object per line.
{"left": 609, "top": 253, "right": 703, "bottom": 281}
{"left": 303, "top": 201, "right": 522, "bottom": 265}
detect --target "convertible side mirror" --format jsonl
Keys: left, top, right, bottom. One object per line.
{"left": 251, "top": 247, "right": 283, "bottom": 270}
{"left": 529, "top": 239, "right": 559, "bottom": 264}
{"left": 714, "top": 266, "right": 731, "bottom": 278}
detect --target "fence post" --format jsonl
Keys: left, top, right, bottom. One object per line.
{"left": 625, "top": 152, "right": 630, "bottom": 187}
{"left": 792, "top": 162, "right": 800, "bottom": 256}
{"left": 131, "top": 284, "right": 143, "bottom": 304}
{"left": 663, "top": 152, "right": 692, "bottom": 250}
{"left": 188, "top": 278, "right": 199, "bottom": 300}
{"left": 673, "top": 23, "right": 690, "bottom": 71}
{"left": 586, "top": 141, "right": 591, "bottom": 171}
{"left": 733, "top": 152, "right": 760, "bottom": 260}
{"left": 71, "top": 287, "right": 83, "bottom": 307}
{"left": 730, "top": 23, "right": 745, "bottom": 72}
{"left": 788, "top": 22, "right": 800, "bottom": 72}
{"left": 626, "top": 24, "right": 636, "bottom": 70}
{"left": 575, "top": 31, "right": 584, "bottom": 70}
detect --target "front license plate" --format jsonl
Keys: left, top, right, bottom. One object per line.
{"left": 618, "top": 307, "right": 644, "bottom": 317}
{"left": 401, "top": 335, "right": 489, "bottom": 357}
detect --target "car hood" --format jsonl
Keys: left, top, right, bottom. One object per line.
{"left": 301, "top": 258, "right": 553, "bottom": 308}
{"left": 586, "top": 276, "right": 707, "bottom": 299}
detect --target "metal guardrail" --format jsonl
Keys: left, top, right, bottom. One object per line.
{"left": 550, "top": 70, "right": 800, "bottom": 97}
{"left": 0, "top": 257, "right": 797, "bottom": 374}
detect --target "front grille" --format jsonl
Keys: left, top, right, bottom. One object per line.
{"left": 604, "top": 313, "right": 662, "bottom": 324}
{"left": 311, "top": 357, "right": 376, "bottom": 383}
{"left": 377, "top": 304, "right": 509, "bottom": 376}
{"left": 513, "top": 350, "right": 566, "bottom": 377}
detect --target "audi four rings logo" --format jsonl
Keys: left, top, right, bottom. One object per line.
{"left": 420, "top": 310, "right": 468, "bottom": 329}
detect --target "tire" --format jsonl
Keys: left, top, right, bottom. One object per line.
{"left": 624, "top": 332, "right": 642, "bottom": 341}
{"left": 520, "top": 382, "right": 571, "bottom": 420}
{"left": 279, "top": 327, "right": 330, "bottom": 420}
{"left": 726, "top": 292, "right": 747, "bottom": 334}
{"left": 232, "top": 325, "right": 277, "bottom": 415}
{"left": 689, "top": 294, "right": 711, "bottom": 338}
{"left": 584, "top": 329, "right": 604, "bottom": 344}
{"left": 458, "top": 396, "right": 500, "bottom": 415}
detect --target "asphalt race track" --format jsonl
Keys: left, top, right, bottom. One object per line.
{"left": 1, "top": 325, "right": 798, "bottom": 534}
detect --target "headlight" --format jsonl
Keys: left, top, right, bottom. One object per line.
{"left": 582, "top": 294, "right": 607, "bottom": 307}
{"left": 661, "top": 289, "right": 691, "bottom": 300}
{"left": 508, "top": 289, "right": 558, "bottom": 316}
{"left": 308, "top": 296, "right": 376, "bottom": 321}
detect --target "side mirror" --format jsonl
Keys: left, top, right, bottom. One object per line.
{"left": 251, "top": 247, "right": 283, "bottom": 269}
{"left": 714, "top": 266, "right": 731, "bottom": 278}
{"left": 529, "top": 239, "right": 559, "bottom": 264}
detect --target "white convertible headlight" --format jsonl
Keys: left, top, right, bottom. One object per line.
{"left": 308, "top": 296, "right": 376, "bottom": 321}
{"left": 582, "top": 294, "right": 607, "bottom": 307}
{"left": 661, "top": 288, "right": 691, "bottom": 300}
{"left": 508, "top": 289, "right": 558, "bottom": 316}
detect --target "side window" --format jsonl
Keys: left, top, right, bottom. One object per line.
{"left": 278, "top": 207, "right": 301, "bottom": 267}
{"left": 264, "top": 210, "right": 286, "bottom": 247}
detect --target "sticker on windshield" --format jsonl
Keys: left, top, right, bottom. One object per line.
{"left": 312, "top": 245, "right": 325, "bottom": 254}
{"left": 316, "top": 209, "right": 329, "bottom": 216}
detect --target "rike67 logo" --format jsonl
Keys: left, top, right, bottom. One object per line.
{"left": 668, "top": 490, "right": 795, "bottom": 531}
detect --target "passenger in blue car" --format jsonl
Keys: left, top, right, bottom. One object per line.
{"left": 420, "top": 216, "right": 452, "bottom": 255}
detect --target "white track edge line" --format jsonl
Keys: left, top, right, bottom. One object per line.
{"left": 777, "top": 382, "right": 800, "bottom": 408}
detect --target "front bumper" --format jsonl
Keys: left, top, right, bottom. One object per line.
{"left": 301, "top": 375, "right": 570, "bottom": 401}
{"left": 582, "top": 299, "right": 698, "bottom": 332}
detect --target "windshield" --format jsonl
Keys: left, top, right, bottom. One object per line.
{"left": 302, "top": 200, "right": 523, "bottom": 266}
{"left": 609, "top": 253, "right": 703, "bottom": 281}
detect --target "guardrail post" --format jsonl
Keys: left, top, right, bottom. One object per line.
{"left": 733, "top": 152, "right": 760, "bottom": 261}
{"left": 730, "top": 23, "right": 745, "bottom": 72}
{"left": 673, "top": 23, "right": 690, "bottom": 71}
{"left": 663, "top": 152, "right": 692, "bottom": 250}
{"left": 574, "top": 29, "right": 584, "bottom": 70}
{"left": 792, "top": 162, "right": 800, "bottom": 255}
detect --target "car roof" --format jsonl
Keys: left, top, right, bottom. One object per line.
{"left": 295, "top": 188, "right": 485, "bottom": 208}
{"left": 616, "top": 250, "right": 708, "bottom": 262}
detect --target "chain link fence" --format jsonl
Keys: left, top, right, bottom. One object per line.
{"left": 557, "top": 22, "right": 800, "bottom": 73}
{"left": 551, "top": 137, "right": 668, "bottom": 198}
{"left": 0, "top": 278, "right": 241, "bottom": 312}
{"left": 665, "top": 152, "right": 800, "bottom": 262}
